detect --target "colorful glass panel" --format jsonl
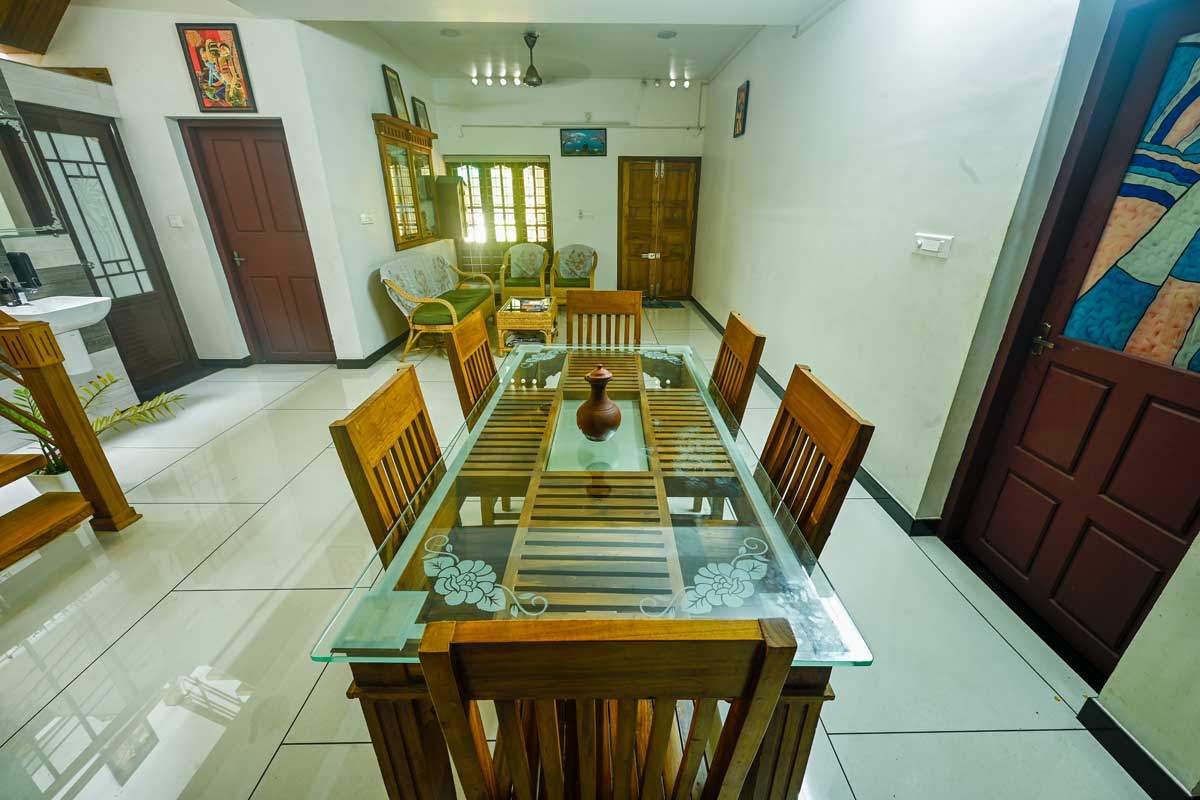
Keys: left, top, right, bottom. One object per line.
{"left": 1065, "top": 33, "right": 1200, "bottom": 372}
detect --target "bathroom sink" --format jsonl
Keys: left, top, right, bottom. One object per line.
{"left": 4, "top": 296, "right": 113, "bottom": 374}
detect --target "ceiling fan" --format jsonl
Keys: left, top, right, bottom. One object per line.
{"left": 522, "top": 31, "right": 543, "bottom": 87}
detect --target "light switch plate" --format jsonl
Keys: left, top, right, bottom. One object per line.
{"left": 167, "top": 214, "right": 184, "bottom": 228}
{"left": 914, "top": 232, "right": 953, "bottom": 258}
{"left": 360, "top": 213, "right": 375, "bottom": 225}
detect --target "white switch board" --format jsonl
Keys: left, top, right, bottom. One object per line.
{"left": 914, "top": 232, "right": 954, "bottom": 259}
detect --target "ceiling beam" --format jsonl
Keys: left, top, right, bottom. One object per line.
{"left": 0, "top": 0, "right": 70, "bottom": 56}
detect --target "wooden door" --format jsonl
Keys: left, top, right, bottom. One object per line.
{"left": 183, "top": 121, "right": 334, "bottom": 362}
{"left": 961, "top": 4, "right": 1200, "bottom": 675}
{"left": 618, "top": 158, "right": 657, "bottom": 294}
{"left": 20, "top": 104, "right": 197, "bottom": 397}
{"left": 618, "top": 157, "right": 700, "bottom": 299}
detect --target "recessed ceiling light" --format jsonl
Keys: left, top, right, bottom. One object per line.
{"left": 654, "top": 79, "right": 661, "bottom": 87}
{"left": 669, "top": 79, "right": 676, "bottom": 88}
{"left": 683, "top": 79, "right": 690, "bottom": 88}
{"left": 656, "top": 30, "right": 677, "bottom": 40}
{"left": 513, "top": 76, "right": 522, "bottom": 86}
{"left": 485, "top": 76, "right": 493, "bottom": 86}
{"left": 500, "top": 77, "right": 507, "bottom": 86}
{"left": 440, "top": 28, "right": 461, "bottom": 37}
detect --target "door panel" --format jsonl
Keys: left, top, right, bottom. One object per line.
{"left": 20, "top": 104, "right": 197, "bottom": 396}
{"left": 619, "top": 160, "right": 656, "bottom": 294}
{"left": 185, "top": 122, "right": 334, "bottom": 362}
{"left": 656, "top": 160, "right": 698, "bottom": 299}
{"left": 618, "top": 158, "right": 699, "bottom": 299}
{"left": 962, "top": 6, "right": 1200, "bottom": 675}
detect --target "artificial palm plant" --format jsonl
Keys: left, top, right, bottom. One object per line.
{"left": 1, "top": 372, "right": 184, "bottom": 475}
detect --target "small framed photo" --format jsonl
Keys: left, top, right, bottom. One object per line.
{"left": 382, "top": 65, "right": 410, "bottom": 122}
{"left": 560, "top": 128, "right": 607, "bottom": 157}
{"left": 411, "top": 96, "right": 432, "bottom": 130}
{"left": 733, "top": 80, "right": 750, "bottom": 137}
{"left": 177, "top": 23, "right": 257, "bottom": 113}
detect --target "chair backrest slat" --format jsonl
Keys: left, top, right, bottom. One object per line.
{"left": 711, "top": 312, "right": 766, "bottom": 423}
{"left": 329, "top": 366, "right": 442, "bottom": 561}
{"left": 761, "top": 365, "right": 873, "bottom": 557}
{"left": 448, "top": 308, "right": 498, "bottom": 419}
{"left": 566, "top": 290, "right": 642, "bottom": 346}
{"left": 419, "top": 618, "right": 795, "bottom": 799}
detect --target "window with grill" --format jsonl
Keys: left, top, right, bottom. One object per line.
{"left": 444, "top": 157, "right": 553, "bottom": 249}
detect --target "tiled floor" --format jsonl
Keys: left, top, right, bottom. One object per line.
{"left": 0, "top": 303, "right": 1146, "bottom": 799}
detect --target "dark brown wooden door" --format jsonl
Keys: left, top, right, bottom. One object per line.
{"left": 618, "top": 158, "right": 699, "bottom": 299}
{"left": 962, "top": 5, "right": 1200, "bottom": 675}
{"left": 184, "top": 121, "right": 334, "bottom": 362}
{"left": 20, "top": 104, "right": 197, "bottom": 397}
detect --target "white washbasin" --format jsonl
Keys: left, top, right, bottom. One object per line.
{"left": 5, "top": 296, "right": 113, "bottom": 374}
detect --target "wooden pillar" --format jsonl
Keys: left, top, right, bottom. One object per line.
{"left": 0, "top": 317, "right": 140, "bottom": 530}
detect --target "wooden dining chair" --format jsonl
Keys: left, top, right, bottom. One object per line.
{"left": 759, "top": 365, "right": 873, "bottom": 557}
{"left": 710, "top": 312, "right": 766, "bottom": 424}
{"left": 447, "top": 308, "right": 498, "bottom": 419}
{"left": 419, "top": 618, "right": 795, "bottom": 800}
{"left": 329, "top": 365, "right": 442, "bottom": 562}
{"left": 566, "top": 289, "right": 642, "bottom": 347}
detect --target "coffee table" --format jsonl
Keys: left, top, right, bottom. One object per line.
{"left": 495, "top": 296, "right": 557, "bottom": 354}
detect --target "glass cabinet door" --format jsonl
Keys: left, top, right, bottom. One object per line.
{"left": 412, "top": 150, "right": 438, "bottom": 238}
{"left": 383, "top": 143, "right": 418, "bottom": 240}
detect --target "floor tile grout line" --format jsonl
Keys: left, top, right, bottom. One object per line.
{"left": 117, "top": 366, "right": 334, "bottom": 493}
{"left": 275, "top": 740, "right": 374, "bottom": 746}
{"left": 248, "top": 660, "right": 331, "bottom": 798}
{"left": 909, "top": 536, "right": 1095, "bottom": 710}
{"left": 824, "top": 727, "right": 1095, "bottom": 736}
{"left": 820, "top": 718, "right": 859, "bottom": 800}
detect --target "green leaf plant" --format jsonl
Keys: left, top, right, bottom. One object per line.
{"left": 0, "top": 372, "right": 185, "bottom": 475}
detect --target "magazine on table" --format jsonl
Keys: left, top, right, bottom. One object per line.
{"left": 506, "top": 298, "right": 550, "bottom": 313}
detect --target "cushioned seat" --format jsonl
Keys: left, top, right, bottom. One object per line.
{"left": 504, "top": 275, "right": 543, "bottom": 288}
{"left": 554, "top": 276, "right": 590, "bottom": 288}
{"left": 411, "top": 287, "right": 492, "bottom": 325}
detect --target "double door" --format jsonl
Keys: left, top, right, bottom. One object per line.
{"left": 618, "top": 157, "right": 699, "bottom": 299}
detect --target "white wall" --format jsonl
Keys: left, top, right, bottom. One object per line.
{"left": 37, "top": 2, "right": 438, "bottom": 360}
{"left": 691, "top": 0, "right": 1080, "bottom": 514}
{"left": 433, "top": 79, "right": 704, "bottom": 288}
{"left": 1099, "top": 537, "right": 1200, "bottom": 794}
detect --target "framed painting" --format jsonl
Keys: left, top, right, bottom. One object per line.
{"left": 560, "top": 128, "right": 607, "bottom": 157}
{"left": 382, "top": 65, "right": 410, "bottom": 122}
{"left": 411, "top": 96, "right": 431, "bottom": 131}
{"left": 176, "top": 23, "right": 256, "bottom": 113}
{"left": 733, "top": 80, "right": 750, "bottom": 137}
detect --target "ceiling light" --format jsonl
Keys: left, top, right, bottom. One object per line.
{"left": 657, "top": 30, "right": 677, "bottom": 40}
{"left": 669, "top": 79, "right": 676, "bottom": 88}
{"left": 683, "top": 79, "right": 690, "bottom": 89}
{"left": 471, "top": 76, "right": 478, "bottom": 86}
{"left": 485, "top": 76, "right": 493, "bottom": 86}
{"left": 500, "top": 77, "right": 507, "bottom": 86}
{"left": 440, "top": 28, "right": 461, "bottom": 38}
{"left": 654, "top": 79, "right": 661, "bottom": 87}
{"left": 513, "top": 76, "right": 522, "bottom": 86}
{"left": 523, "top": 31, "right": 543, "bottom": 87}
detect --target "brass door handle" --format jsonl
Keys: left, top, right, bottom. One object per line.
{"left": 1031, "top": 322, "right": 1055, "bottom": 356}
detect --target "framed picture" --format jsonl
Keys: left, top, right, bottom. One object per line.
{"left": 411, "top": 96, "right": 431, "bottom": 131}
{"left": 382, "top": 65, "right": 410, "bottom": 122}
{"left": 733, "top": 80, "right": 750, "bottom": 137}
{"left": 560, "top": 128, "right": 607, "bottom": 157}
{"left": 176, "top": 23, "right": 257, "bottom": 112}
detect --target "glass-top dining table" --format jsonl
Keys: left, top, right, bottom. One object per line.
{"left": 312, "top": 343, "right": 871, "bottom": 799}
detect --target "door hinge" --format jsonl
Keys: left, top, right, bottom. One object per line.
{"left": 1031, "top": 322, "right": 1055, "bottom": 356}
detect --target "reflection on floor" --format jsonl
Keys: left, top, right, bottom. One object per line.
{"left": 0, "top": 304, "right": 1145, "bottom": 799}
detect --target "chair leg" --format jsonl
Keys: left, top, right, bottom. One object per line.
{"left": 691, "top": 497, "right": 704, "bottom": 513}
{"left": 401, "top": 329, "right": 423, "bottom": 362}
{"left": 481, "top": 496, "right": 495, "bottom": 526}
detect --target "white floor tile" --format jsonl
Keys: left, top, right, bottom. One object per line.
{"left": 126, "top": 411, "right": 335, "bottom": 503}
{"left": 0, "top": 589, "right": 340, "bottom": 800}
{"left": 914, "top": 537, "right": 1097, "bottom": 712}
{"left": 643, "top": 304, "right": 711, "bottom": 332}
{"left": 179, "top": 450, "right": 380, "bottom": 591}
{"left": 252, "top": 743, "right": 387, "bottom": 799}
{"left": 285, "top": 663, "right": 369, "bottom": 744}
{"left": 831, "top": 730, "right": 1148, "bottom": 799}
{"left": 800, "top": 726, "right": 856, "bottom": 800}
{"left": 199, "top": 363, "right": 333, "bottom": 383}
{"left": 819, "top": 500, "right": 1081, "bottom": 733}
{"left": 268, "top": 362, "right": 407, "bottom": 412}
{"left": 0, "top": 503, "right": 260, "bottom": 745}
{"left": 649, "top": 326, "right": 722, "bottom": 358}
{"left": 101, "top": 380, "right": 303, "bottom": 449}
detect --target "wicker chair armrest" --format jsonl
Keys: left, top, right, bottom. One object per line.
{"left": 383, "top": 278, "right": 460, "bottom": 325}
{"left": 449, "top": 264, "right": 496, "bottom": 294}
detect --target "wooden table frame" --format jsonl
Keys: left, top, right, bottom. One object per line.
{"left": 337, "top": 348, "right": 846, "bottom": 798}
{"left": 495, "top": 298, "right": 558, "bottom": 355}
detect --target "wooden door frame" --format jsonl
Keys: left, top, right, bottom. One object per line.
{"left": 179, "top": 117, "right": 331, "bottom": 363}
{"left": 938, "top": 0, "right": 1186, "bottom": 541}
{"left": 18, "top": 101, "right": 199, "bottom": 387}
{"left": 616, "top": 156, "right": 701, "bottom": 296}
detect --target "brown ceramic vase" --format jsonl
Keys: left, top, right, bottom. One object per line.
{"left": 576, "top": 364, "right": 622, "bottom": 442}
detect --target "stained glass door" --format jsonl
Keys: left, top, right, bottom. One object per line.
{"left": 960, "top": 8, "right": 1200, "bottom": 676}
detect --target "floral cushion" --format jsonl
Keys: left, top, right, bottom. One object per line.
{"left": 557, "top": 244, "right": 595, "bottom": 279}
{"left": 507, "top": 243, "right": 546, "bottom": 278}
{"left": 380, "top": 253, "right": 457, "bottom": 317}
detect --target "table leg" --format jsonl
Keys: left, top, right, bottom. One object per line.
{"left": 497, "top": 322, "right": 509, "bottom": 355}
